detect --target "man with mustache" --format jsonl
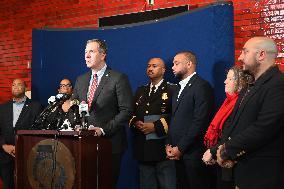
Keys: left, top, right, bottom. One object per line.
{"left": 130, "top": 58, "right": 177, "bottom": 189}
{"left": 216, "top": 37, "right": 284, "bottom": 189}
{"left": 166, "top": 51, "right": 214, "bottom": 189}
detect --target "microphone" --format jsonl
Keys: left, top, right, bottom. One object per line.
{"left": 70, "top": 99, "right": 79, "bottom": 109}
{"left": 79, "top": 101, "right": 89, "bottom": 117}
{"left": 32, "top": 93, "right": 72, "bottom": 130}
{"left": 79, "top": 101, "right": 89, "bottom": 129}
{"left": 47, "top": 93, "right": 71, "bottom": 104}
{"left": 56, "top": 93, "right": 64, "bottom": 100}
{"left": 57, "top": 93, "right": 72, "bottom": 102}
{"left": 67, "top": 99, "right": 81, "bottom": 130}
{"left": 48, "top": 96, "right": 56, "bottom": 104}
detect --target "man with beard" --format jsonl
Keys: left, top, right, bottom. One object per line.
{"left": 166, "top": 51, "right": 214, "bottom": 189}
{"left": 0, "top": 79, "right": 42, "bottom": 189}
{"left": 216, "top": 37, "right": 284, "bottom": 189}
{"left": 129, "top": 58, "right": 177, "bottom": 189}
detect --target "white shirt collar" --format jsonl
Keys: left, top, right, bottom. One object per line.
{"left": 92, "top": 64, "right": 107, "bottom": 78}
{"left": 179, "top": 72, "right": 196, "bottom": 87}
{"left": 177, "top": 72, "right": 196, "bottom": 99}
{"left": 150, "top": 79, "right": 164, "bottom": 90}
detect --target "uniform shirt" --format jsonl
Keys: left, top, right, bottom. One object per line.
{"left": 149, "top": 79, "right": 164, "bottom": 96}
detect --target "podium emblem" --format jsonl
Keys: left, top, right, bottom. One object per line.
{"left": 27, "top": 139, "right": 75, "bottom": 189}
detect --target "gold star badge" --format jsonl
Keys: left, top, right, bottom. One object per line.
{"left": 162, "top": 93, "right": 168, "bottom": 100}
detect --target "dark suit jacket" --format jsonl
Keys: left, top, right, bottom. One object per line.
{"left": 0, "top": 98, "right": 42, "bottom": 164}
{"left": 130, "top": 80, "right": 177, "bottom": 162}
{"left": 73, "top": 67, "right": 133, "bottom": 154}
{"left": 222, "top": 66, "right": 284, "bottom": 189}
{"left": 168, "top": 74, "right": 214, "bottom": 159}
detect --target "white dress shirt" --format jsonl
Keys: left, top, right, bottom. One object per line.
{"left": 177, "top": 72, "right": 196, "bottom": 99}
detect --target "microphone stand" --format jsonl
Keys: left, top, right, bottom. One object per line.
{"left": 81, "top": 111, "right": 88, "bottom": 130}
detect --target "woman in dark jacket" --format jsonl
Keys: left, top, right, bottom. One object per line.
{"left": 202, "top": 66, "right": 252, "bottom": 189}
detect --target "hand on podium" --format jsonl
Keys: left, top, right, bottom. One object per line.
{"left": 88, "top": 125, "right": 103, "bottom": 136}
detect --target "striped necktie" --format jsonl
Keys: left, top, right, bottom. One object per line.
{"left": 87, "top": 74, "right": 97, "bottom": 108}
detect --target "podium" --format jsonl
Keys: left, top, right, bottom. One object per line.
{"left": 15, "top": 130, "right": 112, "bottom": 189}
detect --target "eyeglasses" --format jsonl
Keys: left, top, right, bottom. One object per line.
{"left": 60, "top": 84, "right": 72, "bottom": 88}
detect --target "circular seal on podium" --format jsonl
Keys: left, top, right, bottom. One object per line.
{"left": 27, "top": 139, "right": 76, "bottom": 189}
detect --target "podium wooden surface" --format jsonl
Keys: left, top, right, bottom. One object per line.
{"left": 15, "top": 130, "right": 112, "bottom": 189}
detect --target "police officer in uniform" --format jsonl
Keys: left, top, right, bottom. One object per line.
{"left": 129, "top": 58, "right": 177, "bottom": 189}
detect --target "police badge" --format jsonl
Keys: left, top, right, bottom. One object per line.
{"left": 161, "top": 93, "right": 168, "bottom": 100}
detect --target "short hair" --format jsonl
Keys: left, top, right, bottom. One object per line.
{"left": 86, "top": 39, "right": 107, "bottom": 54}
{"left": 148, "top": 57, "right": 166, "bottom": 68}
{"left": 228, "top": 66, "right": 253, "bottom": 92}
{"left": 59, "top": 78, "right": 72, "bottom": 86}
{"left": 178, "top": 51, "right": 197, "bottom": 65}
{"left": 13, "top": 78, "right": 27, "bottom": 88}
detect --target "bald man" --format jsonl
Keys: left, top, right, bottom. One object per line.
{"left": 0, "top": 79, "right": 42, "bottom": 189}
{"left": 129, "top": 58, "right": 177, "bottom": 189}
{"left": 216, "top": 37, "right": 284, "bottom": 189}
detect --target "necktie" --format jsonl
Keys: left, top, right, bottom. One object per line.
{"left": 149, "top": 85, "right": 156, "bottom": 96}
{"left": 88, "top": 74, "right": 97, "bottom": 108}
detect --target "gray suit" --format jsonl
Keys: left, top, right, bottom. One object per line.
{"left": 73, "top": 67, "right": 133, "bottom": 154}
{"left": 73, "top": 67, "right": 133, "bottom": 188}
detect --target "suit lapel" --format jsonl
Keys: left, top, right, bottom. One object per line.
{"left": 173, "top": 74, "right": 197, "bottom": 114}
{"left": 83, "top": 71, "right": 92, "bottom": 101}
{"left": 7, "top": 101, "right": 13, "bottom": 127}
{"left": 172, "top": 91, "right": 178, "bottom": 114}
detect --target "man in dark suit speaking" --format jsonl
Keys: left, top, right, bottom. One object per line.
{"left": 166, "top": 51, "right": 214, "bottom": 189}
{"left": 73, "top": 39, "right": 133, "bottom": 188}
{"left": 0, "top": 79, "right": 42, "bottom": 189}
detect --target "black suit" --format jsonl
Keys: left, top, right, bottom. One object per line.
{"left": 168, "top": 74, "right": 214, "bottom": 189}
{"left": 73, "top": 67, "right": 133, "bottom": 187}
{"left": 0, "top": 98, "right": 42, "bottom": 189}
{"left": 222, "top": 66, "right": 284, "bottom": 189}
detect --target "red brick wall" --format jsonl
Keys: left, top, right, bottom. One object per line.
{"left": 0, "top": 0, "right": 283, "bottom": 103}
